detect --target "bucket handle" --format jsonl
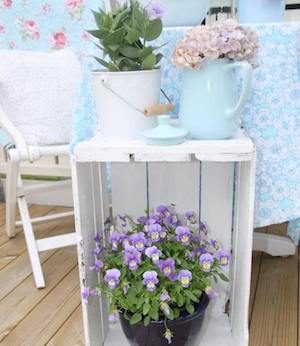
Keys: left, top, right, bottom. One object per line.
{"left": 100, "top": 75, "right": 174, "bottom": 116}
{"left": 224, "top": 61, "right": 253, "bottom": 120}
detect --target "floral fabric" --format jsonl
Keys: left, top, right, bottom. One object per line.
{"left": 1, "top": 4, "right": 299, "bottom": 242}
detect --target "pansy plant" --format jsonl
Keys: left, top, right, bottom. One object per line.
{"left": 86, "top": 205, "right": 230, "bottom": 344}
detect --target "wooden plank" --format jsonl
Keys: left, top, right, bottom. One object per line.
{"left": 249, "top": 224, "right": 298, "bottom": 346}
{"left": 0, "top": 216, "right": 75, "bottom": 300}
{"left": 0, "top": 206, "right": 68, "bottom": 269}
{"left": 47, "top": 305, "right": 84, "bottom": 346}
{"left": 249, "top": 251, "right": 262, "bottom": 320}
{"left": 148, "top": 161, "right": 200, "bottom": 214}
{"left": 0, "top": 268, "right": 80, "bottom": 346}
{"left": 0, "top": 247, "right": 77, "bottom": 342}
{"left": 111, "top": 162, "right": 148, "bottom": 216}
{"left": 0, "top": 204, "right": 55, "bottom": 246}
{"left": 201, "top": 162, "right": 234, "bottom": 313}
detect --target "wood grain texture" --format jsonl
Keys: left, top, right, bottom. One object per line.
{"left": 249, "top": 223, "right": 298, "bottom": 346}
{"left": 47, "top": 305, "right": 84, "bottom": 346}
{"left": 1, "top": 268, "right": 80, "bottom": 346}
{"left": 0, "top": 247, "right": 77, "bottom": 342}
{"left": 0, "top": 215, "right": 74, "bottom": 300}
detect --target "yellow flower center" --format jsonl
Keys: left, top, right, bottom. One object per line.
{"left": 152, "top": 253, "right": 159, "bottom": 261}
{"left": 152, "top": 232, "right": 159, "bottom": 240}
{"left": 108, "top": 279, "right": 115, "bottom": 287}
{"left": 182, "top": 235, "right": 189, "bottom": 243}
{"left": 221, "top": 257, "right": 228, "bottom": 265}
{"left": 181, "top": 277, "right": 190, "bottom": 285}
{"left": 147, "top": 281, "right": 155, "bottom": 288}
{"left": 203, "top": 261, "right": 211, "bottom": 270}
{"left": 130, "top": 260, "right": 137, "bottom": 267}
{"left": 136, "top": 241, "right": 143, "bottom": 249}
{"left": 164, "top": 266, "right": 171, "bottom": 274}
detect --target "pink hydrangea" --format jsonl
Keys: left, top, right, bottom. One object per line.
{"left": 173, "top": 19, "right": 259, "bottom": 69}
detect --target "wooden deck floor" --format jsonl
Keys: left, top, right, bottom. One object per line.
{"left": 0, "top": 204, "right": 299, "bottom": 346}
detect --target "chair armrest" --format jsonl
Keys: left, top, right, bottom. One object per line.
{"left": 0, "top": 101, "right": 29, "bottom": 160}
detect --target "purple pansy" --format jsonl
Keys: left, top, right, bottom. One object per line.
{"left": 148, "top": 223, "right": 162, "bottom": 242}
{"left": 210, "top": 239, "right": 221, "bottom": 250}
{"left": 199, "top": 221, "right": 207, "bottom": 234}
{"left": 157, "top": 205, "right": 171, "bottom": 217}
{"left": 160, "top": 291, "right": 171, "bottom": 302}
{"left": 130, "top": 232, "right": 147, "bottom": 251}
{"left": 137, "top": 216, "right": 147, "bottom": 225}
{"left": 122, "top": 282, "right": 129, "bottom": 295}
{"left": 82, "top": 287, "right": 98, "bottom": 303}
{"left": 185, "top": 211, "right": 197, "bottom": 224}
{"left": 164, "top": 328, "right": 173, "bottom": 344}
{"left": 94, "top": 232, "right": 102, "bottom": 243}
{"left": 178, "top": 269, "right": 192, "bottom": 288}
{"left": 143, "top": 271, "right": 159, "bottom": 292}
{"left": 117, "top": 214, "right": 127, "bottom": 227}
{"left": 158, "top": 258, "right": 175, "bottom": 278}
{"left": 93, "top": 243, "right": 104, "bottom": 256}
{"left": 199, "top": 253, "right": 214, "bottom": 272}
{"left": 218, "top": 249, "right": 230, "bottom": 268}
{"left": 205, "top": 286, "right": 218, "bottom": 299}
{"left": 165, "top": 213, "right": 181, "bottom": 227}
{"left": 109, "top": 231, "right": 122, "bottom": 251}
{"left": 175, "top": 226, "right": 191, "bottom": 245}
{"left": 123, "top": 245, "right": 142, "bottom": 270}
{"left": 192, "top": 234, "right": 202, "bottom": 243}
{"left": 104, "top": 268, "right": 121, "bottom": 289}
{"left": 89, "top": 259, "right": 104, "bottom": 272}
{"left": 145, "top": 246, "right": 162, "bottom": 263}
{"left": 109, "top": 311, "right": 118, "bottom": 323}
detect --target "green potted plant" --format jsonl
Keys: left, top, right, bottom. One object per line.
{"left": 88, "top": 0, "right": 164, "bottom": 140}
{"left": 84, "top": 205, "right": 230, "bottom": 345}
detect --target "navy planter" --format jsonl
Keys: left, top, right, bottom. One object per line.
{"left": 119, "top": 293, "right": 209, "bottom": 346}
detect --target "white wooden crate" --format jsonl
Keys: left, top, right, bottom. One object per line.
{"left": 72, "top": 129, "right": 256, "bottom": 346}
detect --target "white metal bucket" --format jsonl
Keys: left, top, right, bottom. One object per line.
{"left": 92, "top": 69, "right": 161, "bottom": 140}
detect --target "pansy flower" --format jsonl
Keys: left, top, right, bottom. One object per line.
{"left": 218, "top": 249, "right": 230, "bottom": 268}
{"left": 130, "top": 232, "right": 147, "bottom": 251}
{"left": 123, "top": 245, "right": 142, "bottom": 270}
{"left": 104, "top": 269, "right": 121, "bottom": 289}
{"left": 143, "top": 271, "right": 159, "bottom": 292}
{"left": 109, "top": 231, "right": 122, "bottom": 251}
{"left": 158, "top": 258, "right": 176, "bottom": 279}
{"left": 185, "top": 211, "right": 197, "bottom": 224}
{"left": 148, "top": 223, "right": 162, "bottom": 242}
{"left": 145, "top": 246, "right": 162, "bottom": 264}
{"left": 178, "top": 269, "right": 192, "bottom": 288}
{"left": 89, "top": 259, "right": 104, "bottom": 272}
{"left": 199, "top": 253, "right": 214, "bottom": 272}
{"left": 175, "top": 226, "right": 191, "bottom": 245}
{"left": 205, "top": 286, "right": 218, "bottom": 299}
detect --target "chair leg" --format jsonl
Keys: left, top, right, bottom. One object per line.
{"left": 17, "top": 180, "right": 45, "bottom": 288}
{"left": 5, "top": 159, "right": 19, "bottom": 238}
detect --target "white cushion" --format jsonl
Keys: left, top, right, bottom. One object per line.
{"left": 0, "top": 49, "right": 82, "bottom": 146}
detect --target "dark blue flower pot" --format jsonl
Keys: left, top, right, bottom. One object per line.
{"left": 119, "top": 293, "right": 209, "bottom": 346}
{"left": 237, "top": 0, "right": 285, "bottom": 23}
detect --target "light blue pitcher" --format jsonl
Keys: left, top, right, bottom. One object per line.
{"left": 179, "top": 59, "right": 253, "bottom": 140}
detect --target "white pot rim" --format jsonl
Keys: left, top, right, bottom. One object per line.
{"left": 92, "top": 68, "right": 161, "bottom": 76}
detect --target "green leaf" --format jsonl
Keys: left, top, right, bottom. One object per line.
{"left": 149, "top": 307, "right": 159, "bottom": 321}
{"left": 143, "top": 302, "right": 151, "bottom": 315}
{"left": 129, "top": 312, "right": 142, "bottom": 325}
{"left": 125, "top": 28, "right": 141, "bottom": 44}
{"left": 176, "top": 294, "right": 184, "bottom": 307}
{"left": 141, "top": 54, "right": 156, "bottom": 70}
{"left": 92, "top": 9, "right": 105, "bottom": 28}
{"left": 102, "top": 28, "right": 125, "bottom": 47}
{"left": 87, "top": 29, "right": 107, "bottom": 40}
{"left": 218, "top": 273, "right": 230, "bottom": 282}
{"left": 156, "top": 53, "right": 163, "bottom": 64}
{"left": 186, "top": 304, "right": 195, "bottom": 314}
{"left": 173, "top": 308, "right": 180, "bottom": 319}
{"left": 120, "top": 46, "right": 140, "bottom": 58}
{"left": 185, "top": 291, "right": 199, "bottom": 303}
{"left": 93, "top": 57, "right": 110, "bottom": 69}
{"left": 144, "top": 315, "right": 151, "bottom": 326}
{"left": 144, "top": 19, "right": 163, "bottom": 41}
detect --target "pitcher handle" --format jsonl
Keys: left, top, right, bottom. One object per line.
{"left": 224, "top": 61, "right": 253, "bottom": 119}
